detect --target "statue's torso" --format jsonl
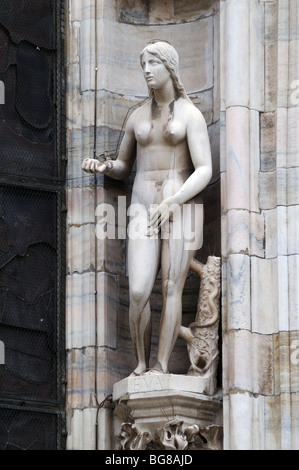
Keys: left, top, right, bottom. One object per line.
{"left": 131, "top": 98, "right": 195, "bottom": 206}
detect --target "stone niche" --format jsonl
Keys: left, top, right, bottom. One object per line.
{"left": 105, "top": 0, "right": 221, "bottom": 380}
{"left": 99, "top": 0, "right": 222, "bottom": 449}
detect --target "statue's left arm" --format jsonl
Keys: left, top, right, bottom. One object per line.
{"left": 173, "top": 107, "right": 212, "bottom": 204}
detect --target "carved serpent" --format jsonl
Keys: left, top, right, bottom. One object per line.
{"left": 189, "top": 259, "right": 220, "bottom": 330}
{"left": 183, "top": 257, "right": 221, "bottom": 378}
{"left": 178, "top": 256, "right": 221, "bottom": 380}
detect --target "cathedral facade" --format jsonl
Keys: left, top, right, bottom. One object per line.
{"left": 0, "top": 0, "right": 298, "bottom": 451}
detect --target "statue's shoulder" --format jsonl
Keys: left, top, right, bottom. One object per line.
{"left": 180, "top": 98, "right": 201, "bottom": 113}
{"left": 178, "top": 98, "right": 205, "bottom": 124}
{"left": 127, "top": 99, "right": 151, "bottom": 123}
{"left": 124, "top": 100, "right": 148, "bottom": 133}
{"left": 134, "top": 98, "right": 151, "bottom": 113}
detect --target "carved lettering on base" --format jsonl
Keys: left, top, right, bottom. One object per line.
{"left": 133, "top": 376, "right": 163, "bottom": 392}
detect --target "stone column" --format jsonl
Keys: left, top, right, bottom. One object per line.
{"left": 65, "top": 0, "right": 116, "bottom": 450}
{"left": 221, "top": 0, "right": 299, "bottom": 450}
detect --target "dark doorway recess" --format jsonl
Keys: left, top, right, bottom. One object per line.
{"left": 0, "top": 0, "right": 66, "bottom": 450}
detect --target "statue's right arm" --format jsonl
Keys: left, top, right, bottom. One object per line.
{"left": 82, "top": 112, "right": 137, "bottom": 180}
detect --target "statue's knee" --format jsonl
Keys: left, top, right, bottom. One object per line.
{"left": 162, "top": 279, "right": 176, "bottom": 297}
{"left": 130, "top": 287, "right": 146, "bottom": 309}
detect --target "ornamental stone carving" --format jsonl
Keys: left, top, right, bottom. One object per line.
{"left": 179, "top": 255, "right": 221, "bottom": 392}
{"left": 116, "top": 419, "right": 223, "bottom": 451}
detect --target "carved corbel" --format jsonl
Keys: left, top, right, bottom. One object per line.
{"left": 116, "top": 422, "right": 153, "bottom": 450}
{"left": 116, "top": 420, "right": 223, "bottom": 451}
{"left": 155, "top": 419, "right": 199, "bottom": 450}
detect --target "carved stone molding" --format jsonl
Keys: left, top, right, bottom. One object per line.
{"left": 116, "top": 419, "right": 223, "bottom": 451}
{"left": 116, "top": 422, "right": 153, "bottom": 451}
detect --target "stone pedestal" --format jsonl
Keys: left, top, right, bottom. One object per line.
{"left": 113, "top": 374, "right": 223, "bottom": 450}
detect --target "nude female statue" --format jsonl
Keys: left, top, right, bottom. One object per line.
{"left": 82, "top": 41, "right": 212, "bottom": 376}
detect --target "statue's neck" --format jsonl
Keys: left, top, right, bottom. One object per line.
{"left": 152, "top": 82, "right": 176, "bottom": 106}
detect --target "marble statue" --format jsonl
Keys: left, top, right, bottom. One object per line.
{"left": 82, "top": 40, "right": 212, "bottom": 377}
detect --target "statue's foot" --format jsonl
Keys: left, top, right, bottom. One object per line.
{"left": 141, "top": 369, "right": 163, "bottom": 376}
{"left": 130, "top": 365, "right": 147, "bottom": 377}
{"left": 129, "top": 371, "right": 140, "bottom": 377}
{"left": 141, "top": 363, "right": 169, "bottom": 375}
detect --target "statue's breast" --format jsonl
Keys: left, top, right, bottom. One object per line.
{"left": 135, "top": 119, "right": 186, "bottom": 147}
{"left": 135, "top": 121, "right": 153, "bottom": 146}
{"left": 162, "top": 120, "right": 186, "bottom": 146}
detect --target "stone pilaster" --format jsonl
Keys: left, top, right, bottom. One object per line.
{"left": 65, "top": 0, "right": 114, "bottom": 450}
{"left": 221, "top": 0, "right": 299, "bottom": 450}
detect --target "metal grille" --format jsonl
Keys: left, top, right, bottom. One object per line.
{"left": 0, "top": 0, "right": 63, "bottom": 180}
{"left": 0, "top": 406, "right": 62, "bottom": 451}
{"left": 0, "top": 1, "right": 66, "bottom": 450}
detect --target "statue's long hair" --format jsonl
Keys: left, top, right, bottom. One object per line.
{"left": 140, "top": 40, "right": 191, "bottom": 101}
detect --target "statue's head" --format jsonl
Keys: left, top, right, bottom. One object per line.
{"left": 140, "top": 40, "right": 188, "bottom": 99}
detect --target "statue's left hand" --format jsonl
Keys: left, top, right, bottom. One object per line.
{"left": 148, "top": 196, "right": 180, "bottom": 232}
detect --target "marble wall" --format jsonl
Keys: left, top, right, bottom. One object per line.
{"left": 221, "top": 0, "right": 299, "bottom": 450}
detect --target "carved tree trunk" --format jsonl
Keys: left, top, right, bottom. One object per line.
{"left": 179, "top": 256, "right": 221, "bottom": 381}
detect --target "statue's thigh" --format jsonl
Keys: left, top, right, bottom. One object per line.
{"left": 160, "top": 203, "right": 202, "bottom": 288}
{"left": 127, "top": 236, "right": 161, "bottom": 294}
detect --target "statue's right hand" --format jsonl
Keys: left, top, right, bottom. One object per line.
{"left": 82, "top": 158, "right": 107, "bottom": 174}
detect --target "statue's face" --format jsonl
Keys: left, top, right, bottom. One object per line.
{"left": 141, "top": 50, "right": 172, "bottom": 90}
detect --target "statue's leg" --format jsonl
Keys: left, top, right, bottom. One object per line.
{"left": 154, "top": 203, "right": 203, "bottom": 374}
{"left": 128, "top": 235, "right": 161, "bottom": 375}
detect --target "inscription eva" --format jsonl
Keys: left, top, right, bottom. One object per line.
{"left": 133, "top": 375, "right": 164, "bottom": 392}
